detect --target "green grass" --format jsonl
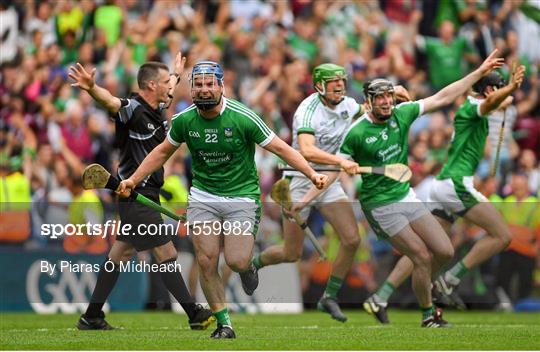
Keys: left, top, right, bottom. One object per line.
{"left": 1, "top": 310, "right": 539, "bottom": 350}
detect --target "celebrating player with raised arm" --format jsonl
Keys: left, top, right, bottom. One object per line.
{"left": 69, "top": 53, "right": 215, "bottom": 331}
{"left": 363, "top": 64, "right": 525, "bottom": 323}
{"left": 251, "top": 63, "right": 410, "bottom": 323}
{"left": 338, "top": 50, "right": 504, "bottom": 327}
{"left": 429, "top": 65, "right": 525, "bottom": 306}
{"left": 116, "top": 61, "right": 328, "bottom": 339}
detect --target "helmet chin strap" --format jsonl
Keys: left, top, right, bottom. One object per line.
{"left": 194, "top": 93, "right": 222, "bottom": 111}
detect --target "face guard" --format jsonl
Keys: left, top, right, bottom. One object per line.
{"left": 472, "top": 72, "right": 506, "bottom": 97}
{"left": 364, "top": 78, "right": 396, "bottom": 121}
{"left": 190, "top": 61, "right": 224, "bottom": 111}
{"left": 312, "top": 63, "right": 347, "bottom": 106}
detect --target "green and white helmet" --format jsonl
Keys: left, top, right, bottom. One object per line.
{"left": 312, "top": 63, "right": 347, "bottom": 95}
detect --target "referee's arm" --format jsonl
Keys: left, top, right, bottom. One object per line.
{"left": 86, "top": 84, "right": 122, "bottom": 114}
{"left": 69, "top": 63, "right": 122, "bottom": 114}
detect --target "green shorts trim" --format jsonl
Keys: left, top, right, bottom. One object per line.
{"left": 363, "top": 208, "right": 390, "bottom": 240}
{"left": 252, "top": 198, "right": 262, "bottom": 238}
{"left": 452, "top": 176, "right": 483, "bottom": 213}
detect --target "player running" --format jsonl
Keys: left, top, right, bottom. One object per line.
{"left": 363, "top": 64, "right": 525, "bottom": 323}
{"left": 338, "top": 50, "right": 504, "bottom": 327}
{"left": 430, "top": 65, "right": 525, "bottom": 306}
{"left": 116, "top": 61, "right": 328, "bottom": 339}
{"left": 69, "top": 53, "right": 214, "bottom": 331}
{"left": 251, "top": 63, "right": 410, "bottom": 323}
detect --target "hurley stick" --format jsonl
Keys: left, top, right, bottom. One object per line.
{"left": 82, "top": 164, "right": 186, "bottom": 222}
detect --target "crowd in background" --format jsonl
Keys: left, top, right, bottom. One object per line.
{"left": 1, "top": 0, "right": 539, "bottom": 309}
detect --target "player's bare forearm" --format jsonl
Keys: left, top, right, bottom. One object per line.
{"left": 264, "top": 137, "right": 316, "bottom": 179}
{"left": 299, "top": 171, "right": 340, "bottom": 204}
{"left": 481, "top": 65, "right": 525, "bottom": 115}
{"left": 424, "top": 71, "right": 485, "bottom": 112}
{"left": 128, "top": 140, "right": 177, "bottom": 186}
{"left": 88, "top": 85, "right": 122, "bottom": 114}
{"left": 481, "top": 85, "right": 514, "bottom": 115}
{"left": 298, "top": 133, "right": 347, "bottom": 166}
{"left": 300, "top": 144, "right": 344, "bottom": 165}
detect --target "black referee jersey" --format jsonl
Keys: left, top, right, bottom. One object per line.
{"left": 112, "top": 93, "right": 168, "bottom": 191}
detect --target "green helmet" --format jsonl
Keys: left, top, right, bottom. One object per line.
{"left": 312, "top": 63, "right": 347, "bottom": 93}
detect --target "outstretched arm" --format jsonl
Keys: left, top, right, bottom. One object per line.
{"left": 264, "top": 136, "right": 328, "bottom": 189}
{"left": 480, "top": 64, "right": 525, "bottom": 116}
{"left": 422, "top": 49, "right": 505, "bottom": 113}
{"left": 297, "top": 134, "right": 359, "bottom": 175}
{"left": 116, "top": 140, "right": 178, "bottom": 196}
{"left": 69, "top": 63, "right": 122, "bottom": 114}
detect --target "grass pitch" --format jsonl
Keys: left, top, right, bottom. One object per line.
{"left": 1, "top": 310, "right": 539, "bottom": 350}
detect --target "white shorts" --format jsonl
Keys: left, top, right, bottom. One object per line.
{"left": 288, "top": 175, "right": 349, "bottom": 219}
{"left": 427, "top": 176, "right": 488, "bottom": 222}
{"left": 363, "top": 189, "right": 430, "bottom": 239}
{"left": 187, "top": 187, "right": 261, "bottom": 236}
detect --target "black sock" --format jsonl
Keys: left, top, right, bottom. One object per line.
{"left": 85, "top": 259, "right": 120, "bottom": 318}
{"left": 159, "top": 258, "right": 197, "bottom": 319}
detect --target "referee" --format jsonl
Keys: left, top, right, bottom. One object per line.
{"left": 69, "top": 53, "right": 214, "bottom": 330}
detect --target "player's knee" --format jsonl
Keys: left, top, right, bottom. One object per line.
{"left": 499, "top": 229, "right": 511, "bottom": 249}
{"left": 225, "top": 256, "right": 250, "bottom": 272}
{"left": 488, "top": 225, "right": 512, "bottom": 249}
{"left": 435, "top": 246, "right": 454, "bottom": 265}
{"left": 412, "top": 248, "right": 432, "bottom": 268}
{"left": 196, "top": 253, "right": 218, "bottom": 274}
{"left": 341, "top": 234, "right": 360, "bottom": 251}
{"left": 283, "top": 247, "right": 302, "bottom": 262}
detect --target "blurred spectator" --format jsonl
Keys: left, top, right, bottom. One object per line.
{"left": 416, "top": 19, "right": 480, "bottom": 90}
{"left": 0, "top": 1, "right": 19, "bottom": 64}
{"left": 518, "top": 149, "right": 540, "bottom": 195}
{"left": 94, "top": 0, "right": 122, "bottom": 47}
{"left": 496, "top": 172, "right": 540, "bottom": 304}
{"left": 0, "top": 160, "right": 31, "bottom": 243}
{"left": 25, "top": 1, "right": 56, "bottom": 50}
{"left": 60, "top": 100, "right": 94, "bottom": 163}
{"left": 63, "top": 174, "right": 107, "bottom": 254}
{"left": 435, "top": 0, "right": 487, "bottom": 30}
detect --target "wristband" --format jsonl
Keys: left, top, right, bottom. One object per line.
{"left": 171, "top": 73, "right": 180, "bottom": 85}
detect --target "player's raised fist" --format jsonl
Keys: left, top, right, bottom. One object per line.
{"left": 310, "top": 173, "right": 328, "bottom": 190}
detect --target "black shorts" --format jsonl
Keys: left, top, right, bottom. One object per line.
{"left": 117, "top": 188, "right": 174, "bottom": 251}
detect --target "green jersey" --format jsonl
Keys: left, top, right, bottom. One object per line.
{"left": 438, "top": 96, "right": 488, "bottom": 179}
{"left": 339, "top": 101, "right": 423, "bottom": 210}
{"left": 167, "top": 97, "right": 275, "bottom": 199}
